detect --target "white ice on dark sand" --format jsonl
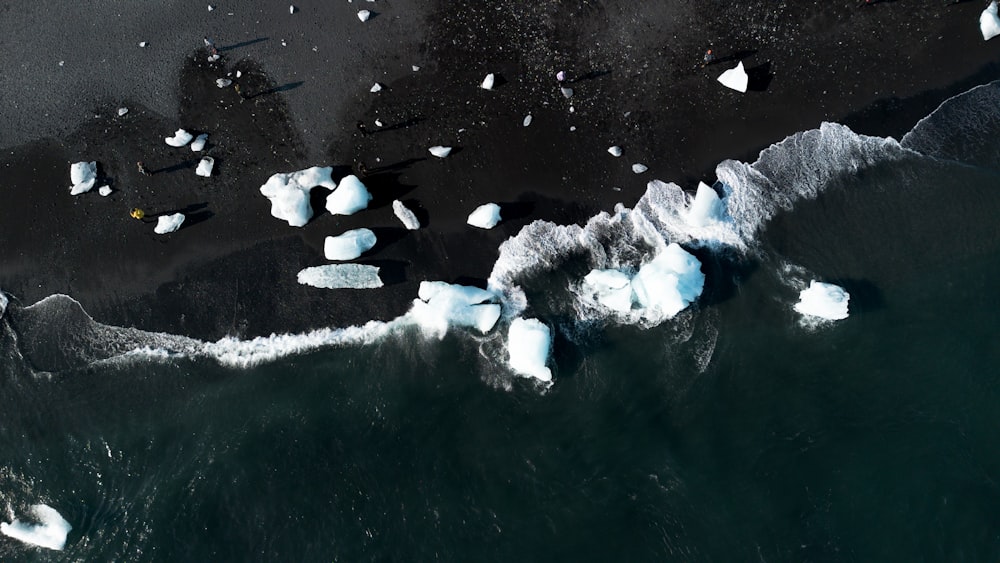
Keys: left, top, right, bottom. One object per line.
{"left": 608, "top": 146, "right": 622, "bottom": 157}
{"left": 69, "top": 161, "right": 97, "bottom": 195}
{"left": 154, "top": 213, "right": 185, "bottom": 234}
{"left": 196, "top": 157, "right": 214, "bottom": 177}
{"left": 358, "top": 9, "right": 371, "bottom": 21}
{"left": 392, "top": 200, "right": 421, "bottom": 230}
{"left": 1, "top": 504, "right": 72, "bottom": 551}
{"left": 523, "top": 115, "right": 532, "bottom": 127}
{"left": 632, "top": 163, "right": 648, "bottom": 174}
{"left": 259, "top": 166, "right": 336, "bottom": 227}
{"left": 98, "top": 185, "right": 112, "bottom": 196}
{"left": 325, "top": 175, "right": 372, "bottom": 215}
{"left": 467, "top": 203, "right": 502, "bottom": 229}
{"left": 718, "top": 61, "right": 749, "bottom": 93}
{"left": 117, "top": 107, "right": 128, "bottom": 116}
{"left": 481, "top": 73, "right": 495, "bottom": 90}
{"left": 324, "top": 228, "right": 377, "bottom": 260}
{"left": 982, "top": 1, "right": 1000, "bottom": 40}
{"left": 507, "top": 317, "right": 552, "bottom": 382}
{"left": 165, "top": 129, "right": 194, "bottom": 147}
{"left": 794, "top": 281, "right": 850, "bottom": 321}
{"left": 429, "top": 146, "right": 452, "bottom": 158}
{"left": 190, "top": 133, "right": 208, "bottom": 151}
{"left": 409, "top": 281, "right": 501, "bottom": 338}
{"left": 297, "top": 264, "right": 383, "bottom": 289}
{"left": 216, "top": 78, "right": 232, "bottom": 88}
{"left": 370, "top": 82, "right": 382, "bottom": 92}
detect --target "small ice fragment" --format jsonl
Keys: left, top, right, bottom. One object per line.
{"left": 190, "top": 133, "right": 208, "bottom": 152}
{"left": 216, "top": 78, "right": 232, "bottom": 88}
{"left": 569, "top": 126, "right": 577, "bottom": 131}
{"left": 117, "top": 107, "right": 128, "bottom": 117}
{"left": 429, "top": 146, "right": 452, "bottom": 158}
{"left": 196, "top": 156, "right": 214, "bottom": 177}
{"left": 412, "top": 65, "right": 420, "bottom": 72}
{"left": 560, "top": 87, "right": 573, "bottom": 98}
{"left": 236, "top": 70, "right": 242, "bottom": 78}
{"left": 165, "top": 129, "right": 194, "bottom": 147}
{"left": 481, "top": 73, "right": 495, "bottom": 90}
{"left": 523, "top": 115, "right": 532, "bottom": 127}
{"left": 794, "top": 281, "right": 850, "bottom": 320}
{"left": 154, "top": 213, "right": 185, "bottom": 234}
{"left": 607, "top": 146, "right": 622, "bottom": 157}
{"left": 98, "top": 185, "right": 112, "bottom": 196}
{"left": 717, "top": 61, "right": 749, "bottom": 93}
{"left": 370, "top": 82, "right": 382, "bottom": 92}
{"left": 569, "top": 106, "right": 575, "bottom": 113}
{"left": 556, "top": 70, "right": 566, "bottom": 81}
{"left": 281, "top": 40, "right": 287, "bottom": 47}
{"left": 289, "top": 5, "right": 295, "bottom": 14}
{"left": 982, "top": 1, "right": 1000, "bottom": 40}
{"left": 139, "top": 42, "right": 147, "bottom": 48}
{"left": 392, "top": 200, "right": 421, "bottom": 230}
{"left": 208, "top": 5, "right": 214, "bottom": 10}
{"left": 297, "top": 264, "right": 383, "bottom": 289}
{"left": 358, "top": 9, "right": 371, "bottom": 21}
{"left": 467, "top": 203, "right": 501, "bottom": 229}
{"left": 324, "top": 228, "right": 377, "bottom": 260}
{"left": 58, "top": 61, "right": 65, "bottom": 66}
{"left": 69, "top": 161, "right": 97, "bottom": 195}
{"left": 632, "top": 163, "right": 648, "bottom": 174}
{"left": 208, "top": 54, "right": 220, "bottom": 62}
{"left": 375, "top": 118, "right": 383, "bottom": 127}
{"left": 508, "top": 318, "right": 552, "bottom": 382}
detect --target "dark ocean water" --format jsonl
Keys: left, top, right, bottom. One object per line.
{"left": 4, "top": 82, "right": 1000, "bottom": 561}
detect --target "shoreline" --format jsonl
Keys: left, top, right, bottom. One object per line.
{"left": 1, "top": 1, "right": 998, "bottom": 341}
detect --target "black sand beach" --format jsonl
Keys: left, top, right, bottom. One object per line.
{"left": 2, "top": 0, "right": 998, "bottom": 340}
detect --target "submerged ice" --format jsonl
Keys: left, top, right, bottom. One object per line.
{"left": 409, "top": 281, "right": 501, "bottom": 338}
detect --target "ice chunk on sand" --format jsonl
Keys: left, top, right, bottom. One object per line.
{"left": 69, "top": 161, "right": 97, "bottom": 195}
{"left": 196, "top": 156, "right": 214, "bottom": 177}
{"left": 165, "top": 129, "right": 194, "bottom": 147}
{"left": 608, "top": 146, "right": 622, "bottom": 157}
{"left": 409, "top": 281, "right": 501, "bottom": 338}
{"left": 718, "top": 61, "right": 749, "bottom": 93}
{"left": 686, "top": 182, "right": 723, "bottom": 227}
{"left": 370, "top": 82, "right": 382, "bottom": 92}
{"left": 289, "top": 4, "right": 295, "bottom": 14}
{"left": 324, "top": 228, "right": 377, "bottom": 260}
{"left": 190, "top": 133, "right": 208, "bottom": 151}
{"left": 794, "top": 281, "right": 850, "bottom": 321}
{"left": 632, "top": 163, "right": 648, "bottom": 174}
{"left": 582, "top": 269, "right": 634, "bottom": 313}
{"left": 481, "top": 73, "right": 495, "bottom": 90}
{"left": 467, "top": 203, "right": 501, "bottom": 229}
{"left": 297, "top": 264, "right": 383, "bottom": 289}
{"left": 216, "top": 78, "right": 232, "bottom": 88}
{"left": 1, "top": 504, "right": 72, "bottom": 551}
{"left": 154, "top": 213, "right": 185, "bottom": 234}
{"left": 358, "top": 9, "right": 371, "bottom": 21}
{"left": 508, "top": 317, "right": 552, "bottom": 382}
{"left": 117, "top": 107, "right": 128, "bottom": 116}
{"left": 560, "top": 87, "right": 574, "bottom": 98}
{"left": 98, "top": 185, "right": 112, "bottom": 196}
{"left": 429, "top": 145, "right": 452, "bottom": 158}
{"left": 259, "top": 166, "right": 336, "bottom": 227}
{"left": 325, "top": 174, "right": 372, "bottom": 215}
{"left": 392, "top": 199, "right": 420, "bottom": 230}
{"left": 631, "top": 243, "right": 705, "bottom": 318}
{"left": 982, "top": 1, "right": 1000, "bottom": 40}
{"left": 523, "top": 115, "right": 532, "bottom": 127}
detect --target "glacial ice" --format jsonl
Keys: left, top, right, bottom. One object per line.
{"left": 630, "top": 243, "right": 705, "bottom": 318}
{"left": 98, "top": 185, "right": 112, "bottom": 196}
{"left": 409, "top": 281, "right": 501, "bottom": 338}
{"left": 196, "top": 156, "right": 214, "bottom": 177}
{"left": 467, "top": 203, "right": 502, "bottom": 229}
{"left": 523, "top": 115, "right": 532, "bottom": 127}
{"left": 481, "top": 73, "right": 495, "bottom": 90}
{"left": 582, "top": 269, "right": 634, "bottom": 313}
{"left": 1, "top": 504, "right": 72, "bottom": 551}
{"left": 686, "top": 182, "right": 724, "bottom": 227}
{"left": 165, "top": 129, "right": 194, "bottom": 147}
{"left": 358, "top": 9, "right": 371, "bottom": 22}
{"left": 325, "top": 175, "right": 372, "bottom": 215}
{"left": 429, "top": 146, "right": 452, "bottom": 158}
{"left": 297, "top": 264, "right": 383, "bottom": 289}
{"left": 190, "top": 133, "right": 208, "bottom": 152}
{"left": 324, "top": 228, "right": 377, "bottom": 260}
{"left": 69, "top": 161, "right": 97, "bottom": 195}
{"left": 507, "top": 317, "right": 552, "bottom": 382}
{"left": 216, "top": 78, "right": 232, "bottom": 88}
{"left": 632, "top": 163, "right": 648, "bottom": 174}
{"left": 794, "top": 281, "right": 850, "bottom": 320}
{"left": 392, "top": 200, "right": 421, "bottom": 230}
{"left": 154, "top": 213, "right": 185, "bottom": 234}
{"left": 259, "top": 166, "right": 336, "bottom": 227}
{"left": 370, "top": 82, "right": 382, "bottom": 92}
{"left": 718, "top": 62, "right": 749, "bottom": 93}
{"left": 982, "top": 1, "right": 1000, "bottom": 40}
{"left": 608, "top": 146, "right": 622, "bottom": 157}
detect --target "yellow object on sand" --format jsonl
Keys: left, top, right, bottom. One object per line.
{"left": 130, "top": 208, "right": 145, "bottom": 220}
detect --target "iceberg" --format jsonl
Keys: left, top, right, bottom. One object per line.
{"left": 297, "top": 264, "right": 383, "bottom": 289}
{"left": 718, "top": 61, "right": 749, "bottom": 93}
{"left": 1, "top": 504, "right": 72, "bottom": 551}
{"left": 631, "top": 243, "right": 705, "bottom": 318}
{"left": 196, "top": 156, "right": 214, "bottom": 177}
{"left": 686, "top": 182, "right": 724, "bottom": 227}
{"left": 165, "top": 129, "right": 194, "bottom": 147}
{"left": 794, "top": 281, "right": 850, "bottom": 320}
{"left": 190, "top": 133, "right": 208, "bottom": 151}
{"left": 429, "top": 145, "right": 452, "bottom": 158}
{"left": 983, "top": 1, "right": 1000, "bottom": 40}
{"left": 582, "top": 269, "right": 634, "bottom": 313}
{"left": 467, "top": 203, "right": 501, "bottom": 229}
{"left": 409, "top": 281, "right": 501, "bottom": 338}
{"left": 69, "top": 161, "right": 97, "bottom": 195}
{"left": 392, "top": 200, "right": 420, "bottom": 230}
{"left": 324, "top": 228, "right": 377, "bottom": 260}
{"left": 154, "top": 213, "right": 185, "bottom": 234}
{"left": 325, "top": 175, "right": 372, "bottom": 215}
{"left": 259, "top": 166, "right": 336, "bottom": 227}
{"left": 507, "top": 317, "right": 552, "bottom": 382}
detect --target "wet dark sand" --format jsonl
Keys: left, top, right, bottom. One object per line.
{"left": 1, "top": 1, "right": 999, "bottom": 340}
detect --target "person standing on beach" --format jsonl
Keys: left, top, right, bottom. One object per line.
{"left": 204, "top": 36, "right": 218, "bottom": 56}
{"left": 701, "top": 49, "right": 715, "bottom": 68}
{"left": 130, "top": 208, "right": 146, "bottom": 220}
{"left": 137, "top": 161, "right": 151, "bottom": 176}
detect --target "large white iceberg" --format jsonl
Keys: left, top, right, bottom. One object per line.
{"left": 794, "top": 281, "right": 850, "bottom": 320}
{"left": 259, "top": 166, "right": 336, "bottom": 227}
{"left": 154, "top": 213, "right": 185, "bottom": 234}
{"left": 1, "top": 504, "right": 72, "bottom": 551}
{"left": 69, "top": 161, "right": 97, "bottom": 195}
{"left": 467, "top": 203, "right": 501, "bottom": 229}
{"left": 325, "top": 175, "right": 372, "bottom": 215}
{"left": 630, "top": 243, "right": 705, "bottom": 318}
{"left": 686, "top": 182, "right": 724, "bottom": 227}
{"left": 409, "top": 281, "right": 501, "bottom": 338}
{"left": 324, "top": 228, "right": 377, "bottom": 260}
{"left": 718, "top": 61, "right": 749, "bottom": 93}
{"left": 297, "top": 264, "right": 383, "bottom": 289}
{"left": 507, "top": 317, "right": 552, "bottom": 382}
{"left": 165, "top": 129, "right": 194, "bottom": 147}
{"left": 392, "top": 200, "right": 420, "bottom": 230}
{"left": 582, "top": 269, "right": 634, "bottom": 313}
{"left": 983, "top": 1, "right": 1000, "bottom": 40}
